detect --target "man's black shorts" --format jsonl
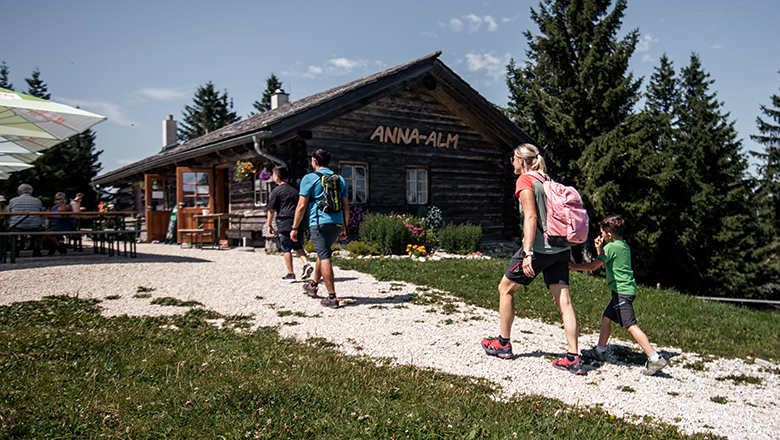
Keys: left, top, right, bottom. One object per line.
{"left": 504, "top": 249, "right": 570, "bottom": 287}
{"left": 603, "top": 291, "right": 638, "bottom": 328}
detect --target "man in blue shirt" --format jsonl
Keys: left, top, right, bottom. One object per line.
{"left": 291, "top": 149, "right": 349, "bottom": 308}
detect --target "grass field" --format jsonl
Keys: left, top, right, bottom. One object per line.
{"left": 0, "top": 294, "right": 725, "bottom": 439}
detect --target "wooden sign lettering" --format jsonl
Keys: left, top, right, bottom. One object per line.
{"left": 370, "top": 125, "right": 459, "bottom": 149}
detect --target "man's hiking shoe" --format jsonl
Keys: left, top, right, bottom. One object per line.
{"left": 320, "top": 296, "right": 340, "bottom": 309}
{"left": 481, "top": 337, "right": 513, "bottom": 359}
{"left": 553, "top": 356, "right": 586, "bottom": 375}
{"left": 281, "top": 273, "right": 296, "bottom": 282}
{"left": 642, "top": 357, "right": 669, "bottom": 376}
{"left": 303, "top": 281, "right": 319, "bottom": 297}
{"left": 581, "top": 347, "right": 606, "bottom": 362}
{"left": 301, "top": 264, "right": 313, "bottom": 280}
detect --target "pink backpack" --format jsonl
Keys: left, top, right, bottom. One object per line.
{"left": 529, "top": 172, "right": 589, "bottom": 247}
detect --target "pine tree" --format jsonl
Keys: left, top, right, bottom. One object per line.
{"left": 506, "top": 0, "right": 642, "bottom": 182}
{"left": 0, "top": 60, "right": 13, "bottom": 90}
{"left": 668, "top": 53, "right": 758, "bottom": 296}
{"left": 178, "top": 81, "right": 240, "bottom": 143}
{"left": 749, "top": 71, "right": 780, "bottom": 298}
{"left": 25, "top": 68, "right": 50, "bottom": 100}
{"left": 250, "top": 73, "right": 282, "bottom": 115}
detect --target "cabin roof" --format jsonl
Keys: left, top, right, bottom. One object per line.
{"left": 93, "top": 51, "right": 535, "bottom": 186}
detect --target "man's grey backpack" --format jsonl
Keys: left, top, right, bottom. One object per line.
{"left": 315, "top": 172, "right": 342, "bottom": 213}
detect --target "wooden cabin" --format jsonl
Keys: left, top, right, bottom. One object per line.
{"left": 91, "top": 52, "right": 536, "bottom": 247}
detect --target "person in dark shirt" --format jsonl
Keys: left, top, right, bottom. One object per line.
{"left": 268, "top": 166, "right": 312, "bottom": 282}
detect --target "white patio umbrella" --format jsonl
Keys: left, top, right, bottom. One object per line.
{"left": 0, "top": 87, "right": 106, "bottom": 155}
{"left": 0, "top": 153, "right": 36, "bottom": 180}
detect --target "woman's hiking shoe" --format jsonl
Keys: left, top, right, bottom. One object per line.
{"left": 303, "top": 281, "right": 319, "bottom": 297}
{"left": 281, "top": 273, "right": 296, "bottom": 282}
{"left": 320, "top": 296, "right": 340, "bottom": 309}
{"left": 302, "top": 264, "right": 313, "bottom": 280}
{"left": 552, "top": 356, "right": 586, "bottom": 375}
{"left": 642, "top": 357, "right": 669, "bottom": 376}
{"left": 481, "top": 338, "right": 513, "bottom": 359}
{"left": 581, "top": 347, "right": 606, "bottom": 362}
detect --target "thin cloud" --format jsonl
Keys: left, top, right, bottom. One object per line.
{"left": 114, "top": 157, "right": 141, "bottom": 166}
{"left": 465, "top": 52, "right": 512, "bottom": 81}
{"left": 138, "top": 87, "right": 188, "bottom": 101}
{"left": 641, "top": 54, "right": 654, "bottom": 63}
{"left": 53, "top": 96, "right": 137, "bottom": 127}
{"left": 284, "top": 57, "right": 375, "bottom": 80}
{"left": 710, "top": 44, "right": 723, "bottom": 50}
{"left": 502, "top": 14, "right": 522, "bottom": 23}
{"left": 636, "top": 34, "right": 657, "bottom": 52}
{"left": 448, "top": 15, "right": 499, "bottom": 33}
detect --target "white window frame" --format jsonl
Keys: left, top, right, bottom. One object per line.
{"left": 254, "top": 175, "right": 272, "bottom": 207}
{"left": 340, "top": 162, "right": 369, "bottom": 204}
{"left": 405, "top": 167, "right": 428, "bottom": 205}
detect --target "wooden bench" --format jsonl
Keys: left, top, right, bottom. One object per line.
{"left": 0, "top": 229, "right": 147, "bottom": 263}
{"left": 178, "top": 228, "right": 216, "bottom": 249}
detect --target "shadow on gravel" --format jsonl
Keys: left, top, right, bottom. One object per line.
{"left": 338, "top": 294, "right": 415, "bottom": 308}
{"left": 0, "top": 251, "right": 212, "bottom": 272}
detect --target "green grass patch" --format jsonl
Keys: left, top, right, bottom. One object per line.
{"left": 150, "top": 297, "right": 203, "bottom": 307}
{"left": 710, "top": 396, "right": 729, "bottom": 405}
{"left": 683, "top": 361, "right": 708, "bottom": 371}
{"left": 716, "top": 374, "right": 762, "bottom": 385}
{"left": 105, "top": 295, "right": 121, "bottom": 300}
{"left": 334, "top": 258, "right": 780, "bottom": 361}
{"left": 0, "top": 296, "right": 718, "bottom": 439}
{"left": 136, "top": 286, "right": 156, "bottom": 293}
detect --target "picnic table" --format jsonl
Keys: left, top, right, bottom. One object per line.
{"left": 183, "top": 213, "right": 246, "bottom": 249}
{"left": 0, "top": 211, "right": 146, "bottom": 263}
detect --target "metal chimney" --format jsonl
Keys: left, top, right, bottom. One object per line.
{"left": 270, "top": 89, "right": 289, "bottom": 110}
{"left": 162, "top": 115, "right": 177, "bottom": 150}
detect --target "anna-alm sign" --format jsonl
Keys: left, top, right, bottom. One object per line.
{"left": 370, "top": 125, "right": 459, "bottom": 149}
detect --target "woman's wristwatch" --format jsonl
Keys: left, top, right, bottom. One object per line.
{"left": 522, "top": 249, "right": 534, "bottom": 258}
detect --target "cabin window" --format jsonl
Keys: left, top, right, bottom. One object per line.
{"left": 405, "top": 167, "right": 428, "bottom": 205}
{"left": 340, "top": 163, "right": 368, "bottom": 204}
{"left": 254, "top": 176, "right": 271, "bottom": 207}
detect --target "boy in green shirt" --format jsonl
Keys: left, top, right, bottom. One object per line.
{"left": 569, "top": 215, "right": 669, "bottom": 376}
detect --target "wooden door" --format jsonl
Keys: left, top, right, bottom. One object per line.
{"left": 176, "top": 167, "right": 214, "bottom": 242}
{"left": 144, "top": 174, "right": 175, "bottom": 242}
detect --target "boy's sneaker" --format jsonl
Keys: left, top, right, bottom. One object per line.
{"left": 552, "top": 356, "right": 586, "bottom": 375}
{"left": 281, "top": 273, "right": 296, "bottom": 282}
{"left": 642, "top": 357, "right": 669, "bottom": 376}
{"left": 581, "top": 347, "right": 606, "bottom": 362}
{"left": 301, "top": 264, "right": 313, "bottom": 280}
{"left": 320, "top": 296, "right": 340, "bottom": 309}
{"left": 303, "top": 281, "right": 319, "bottom": 297}
{"left": 481, "top": 338, "right": 513, "bottom": 359}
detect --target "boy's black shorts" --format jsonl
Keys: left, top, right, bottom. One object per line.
{"left": 603, "top": 291, "right": 638, "bottom": 328}
{"left": 504, "top": 249, "right": 570, "bottom": 287}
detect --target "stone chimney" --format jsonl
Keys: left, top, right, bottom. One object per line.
{"left": 162, "top": 115, "right": 177, "bottom": 150}
{"left": 270, "top": 89, "right": 289, "bottom": 110}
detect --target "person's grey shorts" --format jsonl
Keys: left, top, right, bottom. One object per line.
{"left": 310, "top": 223, "right": 342, "bottom": 260}
{"left": 278, "top": 232, "right": 303, "bottom": 253}
{"left": 603, "top": 291, "right": 638, "bottom": 328}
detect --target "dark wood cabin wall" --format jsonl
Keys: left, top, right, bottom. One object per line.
{"left": 307, "top": 88, "right": 517, "bottom": 239}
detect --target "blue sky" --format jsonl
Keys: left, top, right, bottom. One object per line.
{"left": 3, "top": 0, "right": 778, "bottom": 175}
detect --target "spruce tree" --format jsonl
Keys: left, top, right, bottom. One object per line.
{"left": 506, "top": 0, "right": 642, "bottom": 182}
{"left": 250, "top": 73, "right": 282, "bottom": 115}
{"left": 0, "top": 60, "right": 12, "bottom": 90}
{"left": 25, "top": 68, "right": 50, "bottom": 100}
{"left": 749, "top": 71, "right": 780, "bottom": 298}
{"left": 669, "top": 53, "right": 758, "bottom": 296}
{"left": 178, "top": 81, "right": 241, "bottom": 143}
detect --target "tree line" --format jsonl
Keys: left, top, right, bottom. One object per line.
{"left": 505, "top": 0, "right": 779, "bottom": 300}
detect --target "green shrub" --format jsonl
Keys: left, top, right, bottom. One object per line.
{"left": 438, "top": 222, "right": 482, "bottom": 254}
{"left": 359, "top": 213, "right": 410, "bottom": 255}
{"left": 345, "top": 240, "right": 381, "bottom": 256}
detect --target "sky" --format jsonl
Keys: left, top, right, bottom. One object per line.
{"left": 3, "top": 0, "right": 779, "bottom": 176}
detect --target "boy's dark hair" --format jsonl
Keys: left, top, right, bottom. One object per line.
{"left": 272, "top": 166, "right": 289, "bottom": 181}
{"left": 599, "top": 214, "right": 625, "bottom": 237}
{"left": 312, "top": 149, "right": 331, "bottom": 167}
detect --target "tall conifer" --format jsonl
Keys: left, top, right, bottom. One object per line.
{"left": 250, "top": 73, "right": 283, "bottom": 115}
{"left": 178, "top": 81, "right": 240, "bottom": 143}
{"left": 25, "top": 68, "right": 50, "bottom": 100}
{"left": 0, "top": 61, "right": 13, "bottom": 90}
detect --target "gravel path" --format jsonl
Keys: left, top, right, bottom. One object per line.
{"left": 1, "top": 243, "right": 778, "bottom": 439}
